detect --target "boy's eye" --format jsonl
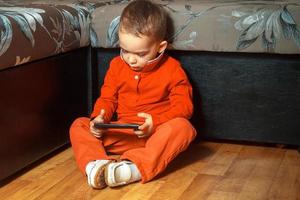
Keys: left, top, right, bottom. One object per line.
{"left": 121, "top": 49, "right": 129, "bottom": 54}
{"left": 121, "top": 48, "right": 147, "bottom": 57}
{"left": 137, "top": 53, "right": 147, "bottom": 57}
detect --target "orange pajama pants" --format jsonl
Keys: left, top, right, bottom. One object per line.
{"left": 69, "top": 117, "right": 196, "bottom": 183}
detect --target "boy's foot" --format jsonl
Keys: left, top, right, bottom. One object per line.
{"left": 105, "top": 161, "right": 141, "bottom": 187}
{"left": 85, "top": 160, "right": 113, "bottom": 189}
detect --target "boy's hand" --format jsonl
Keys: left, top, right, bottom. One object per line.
{"left": 135, "top": 112, "right": 153, "bottom": 138}
{"left": 89, "top": 109, "right": 106, "bottom": 138}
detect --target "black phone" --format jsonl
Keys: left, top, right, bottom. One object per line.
{"left": 93, "top": 123, "right": 139, "bottom": 130}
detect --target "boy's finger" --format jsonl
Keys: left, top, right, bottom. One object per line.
{"left": 134, "top": 130, "right": 145, "bottom": 138}
{"left": 93, "top": 133, "right": 102, "bottom": 138}
{"left": 99, "top": 109, "right": 105, "bottom": 118}
{"left": 93, "top": 109, "right": 105, "bottom": 123}
{"left": 138, "top": 123, "right": 148, "bottom": 130}
{"left": 137, "top": 112, "right": 150, "bottom": 119}
{"left": 90, "top": 129, "right": 103, "bottom": 138}
{"left": 134, "top": 130, "right": 142, "bottom": 135}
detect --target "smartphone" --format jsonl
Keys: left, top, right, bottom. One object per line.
{"left": 93, "top": 123, "right": 139, "bottom": 130}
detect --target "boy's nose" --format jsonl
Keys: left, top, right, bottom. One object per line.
{"left": 128, "top": 55, "right": 137, "bottom": 65}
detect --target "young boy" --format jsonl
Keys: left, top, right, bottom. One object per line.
{"left": 70, "top": 0, "right": 196, "bottom": 189}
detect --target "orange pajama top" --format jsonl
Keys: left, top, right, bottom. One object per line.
{"left": 91, "top": 54, "right": 193, "bottom": 132}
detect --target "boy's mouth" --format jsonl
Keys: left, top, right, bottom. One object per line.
{"left": 130, "top": 66, "right": 142, "bottom": 71}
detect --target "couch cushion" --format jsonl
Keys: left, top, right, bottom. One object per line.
{"left": 0, "top": 0, "right": 90, "bottom": 70}
{"left": 1, "top": 0, "right": 300, "bottom": 71}
{"left": 88, "top": 0, "right": 300, "bottom": 54}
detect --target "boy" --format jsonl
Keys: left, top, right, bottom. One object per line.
{"left": 70, "top": 0, "right": 196, "bottom": 189}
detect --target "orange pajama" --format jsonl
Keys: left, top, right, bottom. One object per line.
{"left": 70, "top": 54, "right": 196, "bottom": 183}
{"left": 70, "top": 117, "right": 196, "bottom": 183}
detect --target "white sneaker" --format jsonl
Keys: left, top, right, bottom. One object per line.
{"left": 105, "top": 161, "right": 141, "bottom": 187}
{"left": 85, "top": 160, "right": 113, "bottom": 189}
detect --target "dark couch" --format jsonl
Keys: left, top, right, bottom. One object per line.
{"left": 0, "top": 2, "right": 91, "bottom": 181}
{"left": 96, "top": 49, "right": 300, "bottom": 145}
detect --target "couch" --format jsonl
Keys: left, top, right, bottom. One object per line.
{"left": 0, "top": 1, "right": 91, "bottom": 181}
{"left": 89, "top": 0, "right": 300, "bottom": 145}
{"left": 1, "top": 0, "right": 299, "bottom": 181}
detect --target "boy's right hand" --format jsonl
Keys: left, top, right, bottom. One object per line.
{"left": 89, "top": 109, "right": 106, "bottom": 138}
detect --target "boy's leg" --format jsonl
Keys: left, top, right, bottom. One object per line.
{"left": 69, "top": 117, "right": 111, "bottom": 174}
{"left": 69, "top": 117, "right": 146, "bottom": 174}
{"left": 70, "top": 117, "right": 147, "bottom": 189}
{"left": 120, "top": 117, "right": 197, "bottom": 183}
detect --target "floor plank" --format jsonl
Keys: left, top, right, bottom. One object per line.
{"left": 268, "top": 150, "right": 300, "bottom": 200}
{"left": 148, "top": 166, "right": 198, "bottom": 200}
{"left": 0, "top": 141, "right": 299, "bottom": 200}
{"left": 212, "top": 145, "right": 265, "bottom": 194}
{"left": 198, "top": 143, "right": 242, "bottom": 176}
{"left": 5, "top": 158, "right": 76, "bottom": 200}
{"left": 236, "top": 148, "right": 285, "bottom": 200}
{"left": 119, "top": 179, "right": 164, "bottom": 200}
{"left": 178, "top": 174, "right": 221, "bottom": 200}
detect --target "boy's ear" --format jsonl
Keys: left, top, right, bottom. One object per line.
{"left": 158, "top": 40, "right": 168, "bottom": 53}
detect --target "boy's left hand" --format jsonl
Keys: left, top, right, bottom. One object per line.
{"left": 135, "top": 112, "right": 153, "bottom": 138}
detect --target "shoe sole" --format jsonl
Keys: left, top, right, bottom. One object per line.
{"left": 94, "top": 160, "right": 114, "bottom": 189}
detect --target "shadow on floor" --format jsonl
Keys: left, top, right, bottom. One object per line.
{"left": 156, "top": 141, "right": 218, "bottom": 180}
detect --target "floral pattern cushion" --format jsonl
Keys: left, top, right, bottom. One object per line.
{"left": 89, "top": 0, "right": 300, "bottom": 54}
{"left": 1, "top": 0, "right": 300, "bottom": 70}
{"left": 0, "top": 0, "right": 90, "bottom": 70}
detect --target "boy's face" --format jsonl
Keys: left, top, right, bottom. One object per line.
{"left": 119, "top": 30, "right": 167, "bottom": 72}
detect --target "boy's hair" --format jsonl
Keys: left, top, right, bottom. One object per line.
{"left": 119, "top": 0, "right": 167, "bottom": 41}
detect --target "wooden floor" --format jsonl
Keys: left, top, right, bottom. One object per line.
{"left": 0, "top": 141, "right": 299, "bottom": 200}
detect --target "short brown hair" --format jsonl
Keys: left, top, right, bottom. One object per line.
{"left": 119, "top": 0, "right": 167, "bottom": 41}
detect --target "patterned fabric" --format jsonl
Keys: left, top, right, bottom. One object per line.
{"left": 89, "top": 0, "right": 300, "bottom": 54}
{"left": 1, "top": 0, "right": 300, "bottom": 70}
{"left": 0, "top": 0, "right": 90, "bottom": 70}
